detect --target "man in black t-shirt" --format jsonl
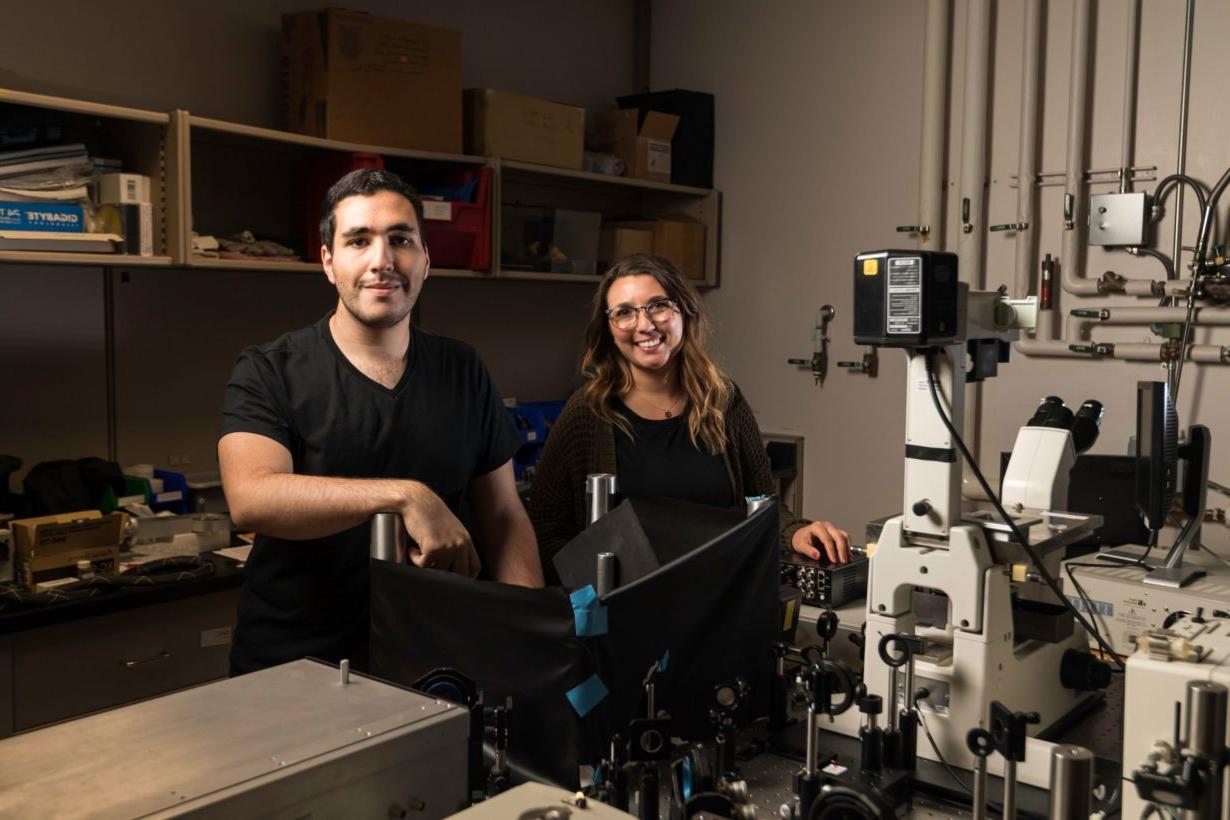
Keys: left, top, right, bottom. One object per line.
{"left": 219, "top": 169, "right": 543, "bottom": 674}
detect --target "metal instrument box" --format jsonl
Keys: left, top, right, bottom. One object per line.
{"left": 0, "top": 659, "right": 470, "bottom": 819}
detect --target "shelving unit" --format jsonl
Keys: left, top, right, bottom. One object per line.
{"left": 500, "top": 159, "right": 720, "bottom": 287}
{"left": 0, "top": 89, "right": 173, "bottom": 268}
{"left": 0, "top": 87, "right": 721, "bottom": 286}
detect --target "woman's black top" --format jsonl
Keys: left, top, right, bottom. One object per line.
{"left": 613, "top": 401, "right": 734, "bottom": 508}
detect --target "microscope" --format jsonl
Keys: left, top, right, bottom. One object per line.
{"left": 851, "top": 250, "right": 1108, "bottom": 787}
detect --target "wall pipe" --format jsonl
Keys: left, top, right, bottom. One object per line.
{"left": 1077, "top": 306, "right": 1230, "bottom": 325}
{"left": 1118, "top": 0, "right": 1140, "bottom": 193}
{"left": 957, "top": 0, "right": 993, "bottom": 496}
{"left": 1057, "top": 0, "right": 1093, "bottom": 309}
{"left": 1172, "top": 0, "right": 1196, "bottom": 272}
{"left": 919, "top": 0, "right": 951, "bottom": 252}
{"left": 1105, "top": 343, "right": 1230, "bottom": 363}
{"left": 957, "top": 0, "right": 992, "bottom": 284}
{"left": 1012, "top": 0, "right": 1044, "bottom": 299}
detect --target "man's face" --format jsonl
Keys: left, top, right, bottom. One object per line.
{"left": 322, "top": 190, "right": 430, "bottom": 329}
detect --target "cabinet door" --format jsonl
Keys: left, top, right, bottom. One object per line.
{"left": 11, "top": 589, "right": 239, "bottom": 732}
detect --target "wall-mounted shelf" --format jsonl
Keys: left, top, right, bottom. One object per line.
{"left": 0, "top": 87, "right": 721, "bottom": 287}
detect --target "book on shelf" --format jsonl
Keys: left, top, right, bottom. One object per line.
{"left": 0, "top": 143, "right": 87, "bottom": 168}
{"left": 0, "top": 230, "right": 120, "bottom": 253}
{"left": 0, "top": 185, "right": 89, "bottom": 202}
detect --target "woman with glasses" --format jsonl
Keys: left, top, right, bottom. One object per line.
{"left": 529, "top": 253, "right": 850, "bottom": 581}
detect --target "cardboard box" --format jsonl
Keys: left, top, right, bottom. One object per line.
{"left": 617, "top": 89, "right": 715, "bottom": 188}
{"left": 610, "top": 216, "right": 706, "bottom": 281}
{"left": 592, "top": 109, "right": 678, "bottom": 183}
{"left": 10, "top": 510, "right": 124, "bottom": 590}
{"left": 281, "top": 9, "right": 462, "bottom": 153}
{"left": 97, "top": 172, "right": 151, "bottom": 205}
{"left": 464, "top": 89, "right": 584, "bottom": 170}
{"left": 0, "top": 202, "right": 86, "bottom": 233}
{"left": 599, "top": 226, "right": 654, "bottom": 264}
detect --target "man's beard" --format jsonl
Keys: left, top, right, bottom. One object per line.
{"left": 338, "top": 280, "right": 415, "bottom": 329}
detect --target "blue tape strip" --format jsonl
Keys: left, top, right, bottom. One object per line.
{"left": 566, "top": 674, "right": 609, "bottom": 717}
{"left": 657, "top": 650, "right": 670, "bottom": 673}
{"left": 570, "top": 584, "right": 608, "bottom": 637}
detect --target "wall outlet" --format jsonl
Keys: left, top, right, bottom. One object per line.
{"left": 168, "top": 455, "right": 180, "bottom": 466}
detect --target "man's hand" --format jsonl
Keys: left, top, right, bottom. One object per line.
{"left": 791, "top": 520, "right": 851, "bottom": 564}
{"left": 401, "top": 482, "right": 481, "bottom": 578}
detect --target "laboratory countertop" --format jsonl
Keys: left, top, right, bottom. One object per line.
{"left": 0, "top": 551, "right": 245, "bottom": 636}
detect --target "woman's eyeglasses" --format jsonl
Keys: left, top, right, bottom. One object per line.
{"left": 605, "top": 298, "right": 679, "bottom": 330}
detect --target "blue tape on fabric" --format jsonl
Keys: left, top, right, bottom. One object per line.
{"left": 570, "top": 585, "right": 608, "bottom": 637}
{"left": 566, "top": 674, "right": 609, "bottom": 717}
{"left": 658, "top": 650, "right": 670, "bottom": 673}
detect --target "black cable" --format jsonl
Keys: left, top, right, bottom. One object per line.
{"left": 1153, "top": 173, "right": 1208, "bottom": 215}
{"left": 913, "top": 705, "right": 970, "bottom": 795}
{"left": 1128, "top": 247, "right": 1176, "bottom": 282}
{"left": 923, "top": 350, "right": 1127, "bottom": 671}
{"left": 913, "top": 704, "right": 1009, "bottom": 817}
{"left": 1062, "top": 561, "right": 1137, "bottom": 671}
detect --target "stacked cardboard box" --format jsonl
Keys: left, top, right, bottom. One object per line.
{"left": 282, "top": 9, "right": 462, "bottom": 153}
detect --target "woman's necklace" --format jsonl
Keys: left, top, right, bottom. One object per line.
{"left": 641, "top": 393, "right": 685, "bottom": 418}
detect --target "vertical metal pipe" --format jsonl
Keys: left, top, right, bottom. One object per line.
{"left": 370, "top": 512, "right": 404, "bottom": 561}
{"left": 596, "top": 552, "right": 617, "bottom": 596}
{"left": 957, "top": 0, "right": 992, "bottom": 284}
{"left": 971, "top": 756, "right": 989, "bottom": 820}
{"left": 1183, "top": 682, "right": 1227, "bottom": 820}
{"left": 586, "top": 473, "right": 618, "bottom": 525}
{"left": 1060, "top": 0, "right": 1093, "bottom": 341}
{"left": 957, "top": 0, "right": 992, "bottom": 489}
{"left": 1014, "top": 0, "right": 1045, "bottom": 298}
{"left": 1169, "top": 0, "right": 1197, "bottom": 397}
{"left": 804, "top": 708, "right": 819, "bottom": 774}
{"left": 1047, "top": 745, "right": 1094, "bottom": 820}
{"left": 919, "top": 0, "right": 951, "bottom": 252}
{"left": 1003, "top": 757, "right": 1019, "bottom": 819}
{"left": 1171, "top": 0, "right": 1196, "bottom": 276}
{"left": 1119, "top": 0, "right": 1141, "bottom": 193}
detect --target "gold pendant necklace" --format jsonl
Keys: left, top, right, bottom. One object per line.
{"left": 647, "top": 395, "right": 684, "bottom": 419}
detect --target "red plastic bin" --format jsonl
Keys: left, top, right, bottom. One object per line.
{"left": 422, "top": 167, "right": 492, "bottom": 271}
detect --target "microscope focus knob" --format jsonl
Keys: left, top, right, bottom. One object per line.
{"left": 911, "top": 499, "right": 932, "bottom": 516}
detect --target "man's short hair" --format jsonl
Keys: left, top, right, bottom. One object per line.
{"left": 319, "top": 168, "right": 426, "bottom": 251}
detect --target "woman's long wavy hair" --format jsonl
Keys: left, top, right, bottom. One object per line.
{"left": 580, "top": 253, "right": 730, "bottom": 454}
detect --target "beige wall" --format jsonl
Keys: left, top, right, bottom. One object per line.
{"left": 0, "top": 1, "right": 628, "bottom": 478}
{"left": 653, "top": 0, "right": 1230, "bottom": 550}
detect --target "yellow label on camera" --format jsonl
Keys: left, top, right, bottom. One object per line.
{"left": 862, "top": 258, "right": 879, "bottom": 275}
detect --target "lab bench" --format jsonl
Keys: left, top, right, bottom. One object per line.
{"left": 0, "top": 552, "right": 243, "bottom": 737}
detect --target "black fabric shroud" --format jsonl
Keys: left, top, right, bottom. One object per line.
{"left": 369, "top": 498, "right": 779, "bottom": 786}
{"left": 370, "top": 563, "right": 588, "bottom": 788}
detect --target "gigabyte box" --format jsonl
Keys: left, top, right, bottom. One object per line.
{"left": 465, "top": 89, "right": 584, "bottom": 170}
{"left": 592, "top": 109, "right": 678, "bottom": 183}
{"left": 0, "top": 201, "right": 86, "bottom": 233}
{"left": 97, "top": 172, "right": 150, "bottom": 205}
{"left": 282, "top": 9, "right": 462, "bottom": 153}
{"left": 10, "top": 510, "right": 124, "bottom": 590}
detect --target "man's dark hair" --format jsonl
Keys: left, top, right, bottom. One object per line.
{"left": 319, "top": 168, "right": 426, "bottom": 251}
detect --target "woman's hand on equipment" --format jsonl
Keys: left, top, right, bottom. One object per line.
{"left": 791, "top": 520, "right": 851, "bottom": 565}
